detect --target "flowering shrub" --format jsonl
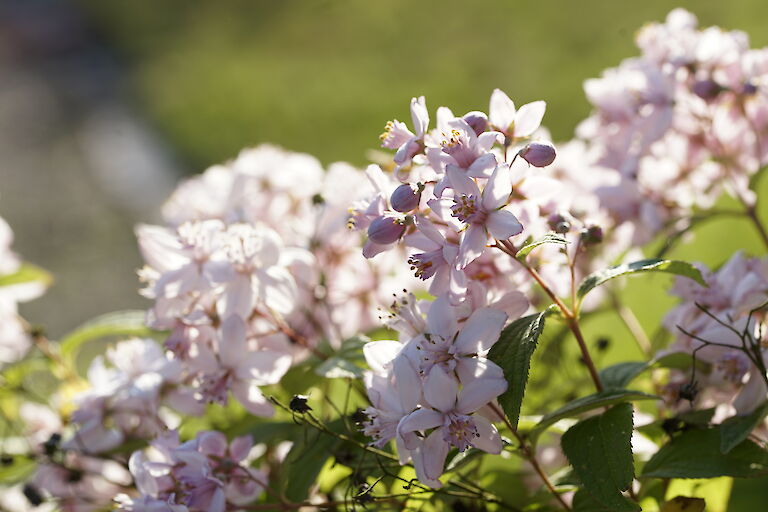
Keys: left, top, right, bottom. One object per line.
{"left": 2, "top": 8, "right": 768, "bottom": 511}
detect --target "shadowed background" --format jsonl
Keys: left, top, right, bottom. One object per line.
{"left": 1, "top": 1, "right": 766, "bottom": 508}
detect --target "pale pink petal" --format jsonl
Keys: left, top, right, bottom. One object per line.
{"left": 446, "top": 165, "right": 481, "bottom": 197}
{"left": 220, "top": 274, "right": 253, "bottom": 319}
{"left": 411, "top": 96, "right": 429, "bottom": 137}
{"left": 470, "top": 416, "right": 503, "bottom": 454}
{"left": 398, "top": 409, "right": 443, "bottom": 439}
{"left": 363, "top": 340, "right": 403, "bottom": 375}
{"left": 229, "top": 435, "right": 253, "bottom": 462}
{"left": 362, "top": 240, "right": 391, "bottom": 259}
{"left": 424, "top": 366, "right": 459, "bottom": 413}
{"left": 466, "top": 152, "right": 498, "bottom": 178}
{"left": 454, "top": 308, "right": 507, "bottom": 355}
{"left": 481, "top": 164, "right": 512, "bottom": 211}
{"left": 733, "top": 367, "right": 768, "bottom": 414}
{"left": 236, "top": 350, "right": 292, "bottom": 385}
{"left": 421, "top": 428, "right": 451, "bottom": 481}
{"left": 457, "top": 224, "right": 488, "bottom": 268}
{"left": 426, "top": 295, "right": 459, "bottom": 341}
{"left": 476, "top": 131, "right": 504, "bottom": 152}
{"left": 220, "top": 315, "right": 248, "bottom": 367}
{"left": 490, "top": 291, "right": 529, "bottom": 319}
{"left": 456, "top": 358, "right": 505, "bottom": 384}
{"left": 258, "top": 267, "right": 296, "bottom": 315}
{"left": 232, "top": 381, "right": 274, "bottom": 417}
{"left": 456, "top": 377, "right": 508, "bottom": 414}
{"left": 198, "top": 431, "right": 228, "bottom": 457}
{"left": 415, "top": 216, "right": 447, "bottom": 246}
{"left": 513, "top": 101, "right": 546, "bottom": 138}
{"left": 486, "top": 210, "right": 523, "bottom": 240}
{"left": 394, "top": 354, "right": 422, "bottom": 412}
{"left": 489, "top": 89, "right": 516, "bottom": 131}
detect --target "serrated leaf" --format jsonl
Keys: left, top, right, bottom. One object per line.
{"left": 0, "top": 262, "right": 52, "bottom": 288}
{"left": 572, "top": 488, "right": 616, "bottom": 511}
{"left": 528, "top": 389, "right": 658, "bottom": 444}
{"left": 599, "top": 362, "right": 648, "bottom": 389}
{"left": 720, "top": 401, "right": 768, "bottom": 454}
{"left": 642, "top": 428, "right": 768, "bottom": 479}
{"left": 487, "top": 312, "right": 547, "bottom": 429}
{"left": 58, "top": 310, "right": 156, "bottom": 368}
{"left": 516, "top": 233, "right": 568, "bottom": 260}
{"left": 562, "top": 404, "right": 639, "bottom": 511}
{"left": 577, "top": 259, "right": 706, "bottom": 302}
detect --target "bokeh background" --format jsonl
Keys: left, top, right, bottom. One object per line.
{"left": 1, "top": 1, "right": 768, "bottom": 507}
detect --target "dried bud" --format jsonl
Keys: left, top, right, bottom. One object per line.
{"left": 742, "top": 81, "right": 758, "bottom": 95}
{"left": 692, "top": 79, "right": 722, "bottom": 100}
{"left": 367, "top": 216, "right": 405, "bottom": 245}
{"left": 23, "top": 484, "right": 43, "bottom": 506}
{"left": 43, "top": 432, "right": 61, "bottom": 457}
{"left": 596, "top": 337, "right": 610, "bottom": 351}
{"left": 350, "top": 408, "right": 368, "bottom": 425}
{"left": 678, "top": 381, "right": 698, "bottom": 403}
{"left": 519, "top": 141, "right": 556, "bottom": 167}
{"left": 580, "top": 225, "right": 603, "bottom": 246}
{"left": 390, "top": 183, "right": 422, "bottom": 213}
{"left": 289, "top": 394, "right": 312, "bottom": 413}
{"left": 463, "top": 111, "right": 488, "bottom": 136}
{"left": 547, "top": 212, "right": 571, "bottom": 234}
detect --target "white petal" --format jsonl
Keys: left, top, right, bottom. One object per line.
{"left": 426, "top": 295, "right": 459, "bottom": 342}
{"left": 232, "top": 381, "right": 274, "bottom": 417}
{"left": 486, "top": 210, "right": 523, "bottom": 240}
{"left": 481, "top": 164, "right": 512, "bottom": 211}
{"left": 220, "top": 315, "right": 248, "bottom": 366}
{"left": 393, "top": 354, "right": 423, "bottom": 412}
{"left": 457, "top": 377, "right": 508, "bottom": 414}
{"left": 454, "top": 308, "right": 507, "bottom": 355}
{"left": 471, "top": 415, "right": 503, "bottom": 454}
{"left": 421, "top": 428, "right": 450, "bottom": 481}
{"left": 489, "top": 89, "right": 516, "bottom": 131}
{"left": 446, "top": 165, "right": 481, "bottom": 197}
{"left": 456, "top": 358, "right": 505, "bottom": 383}
{"left": 398, "top": 409, "right": 444, "bottom": 445}
{"left": 514, "top": 101, "right": 546, "bottom": 138}
{"left": 424, "top": 366, "right": 459, "bottom": 413}
{"left": 364, "top": 340, "right": 403, "bottom": 375}
{"left": 457, "top": 224, "right": 488, "bottom": 268}
{"left": 411, "top": 96, "right": 429, "bottom": 137}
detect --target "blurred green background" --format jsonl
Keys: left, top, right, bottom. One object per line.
{"left": 2, "top": 1, "right": 768, "bottom": 509}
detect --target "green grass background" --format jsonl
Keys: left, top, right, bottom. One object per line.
{"left": 73, "top": 1, "right": 768, "bottom": 509}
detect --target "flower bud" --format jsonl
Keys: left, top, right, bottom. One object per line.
{"left": 367, "top": 216, "right": 405, "bottom": 245}
{"left": 463, "top": 111, "right": 488, "bottom": 136}
{"left": 390, "top": 183, "right": 422, "bottom": 212}
{"left": 692, "top": 79, "right": 722, "bottom": 100}
{"left": 519, "top": 141, "right": 556, "bottom": 167}
{"left": 580, "top": 224, "right": 603, "bottom": 246}
{"left": 742, "top": 81, "right": 758, "bottom": 96}
{"left": 289, "top": 394, "right": 312, "bottom": 413}
{"left": 547, "top": 212, "right": 571, "bottom": 234}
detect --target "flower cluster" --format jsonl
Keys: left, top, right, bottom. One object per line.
{"left": 116, "top": 430, "right": 264, "bottom": 512}
{"left": 579, "top": 8, "right": 768, "bottom": 243}
{"left": 662, "top": 252, "right": 768, "bottom": 416}
{"left": 361, "top": 294, "right": 525, "bottom": 487}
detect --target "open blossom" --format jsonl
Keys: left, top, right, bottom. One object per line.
{"left": 380, "top": 96, "right": 429, "bottom": 168}
{"left": 488, "top": 88, "right": 547, "bottom": 140}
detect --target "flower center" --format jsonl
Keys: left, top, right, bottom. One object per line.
{"left": 440, "top": 130, "right": 476, "bottom": 168}
{"left": 443, "top": 412, "right": 479, "bottom": 452}
{"left": 451, "top": 195, "right": 486, "bottom": 224}
{"left": 417, "top": 333, "right": 457, "bottom": 375}
{"left": 408, "top": 249, "right": 443, "bottom": 280}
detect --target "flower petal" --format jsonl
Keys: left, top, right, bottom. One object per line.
{"left": 457, "top": 224, "right": 488, "bottom": 268}
{"left": 454, "top": 308, "right": 507, "bottom": 355}
{"left": 420, "top": 428, "right": 450, "bottom": 481}
{"left": 514, "top": 101, "right": 546, "bottom": 138}
{"left": 481, "top": 164, "right": 512, "bottom": 211}
{"left": 470, "top": 416, "right": 503, "bottom": 454}
{"left": 489, "top": 89, "right": 516, "bottom": 131}
{"left": 424, "top": 366, "right": 458, "bottom": 413}
{"left": 486, "top": 210, "right": 523, "bottom": 240}
{"left": 426, "top": 295, "right": 459, "bottom": 342}
{"left": 456, "top": 376, "right": 508, "bottom": 414}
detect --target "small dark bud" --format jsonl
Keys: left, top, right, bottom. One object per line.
{"left": 596, "top": 337, "right": 610, "bottom": 351}
{"left": 519, "top": 141, "right": 556, "bottom": 167}
{"left": 67, "top": 469, "right": 84, "bottom": 483}
{"left": 23, "top": 484, "right": 43, "bottom": 506}
{"left": 547, "top": 212, "right": 571, "bottom": 234}
{"left": 580, "top": 225, "right": 603, "bottom": 246}
{"left": 679, "top": 381, "right": 699, "bottom": 403}
{"left": 390, "top": 183, "right": 422, "bottom": 213}
{"left": 1, "top": 454, "right": 13, "bottom": 466}
{"left": 311, "top": 193, "right": 325, "bottom": 205}
{"left": 367, "top": 216, "right": 405, "bottom": 245}
{"left": 692, "top": 79, "right": 722, "bottom": 100}
{"left": 742, "top": 81, "right": 758, "bottom": 95}
{"left": 463, "top": 111, "right": 489, "bottom": 136}
{"left": 28, "top": 325, "right": 46, "bottom": 338}
{"left": 289, "top": 394, "right": 312, "bottom": 413}
{"left": 43, "top": 433, "right": 61, "bottom": 457}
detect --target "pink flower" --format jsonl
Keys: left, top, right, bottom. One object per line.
{"left": 488, "top": 89, "right": 547, "bottom": 139}
{"left": 380, "top": 96, "right": 429, "bottom": 168}
{"left": 398, "top": 366, "right": 507, "bottom": 484}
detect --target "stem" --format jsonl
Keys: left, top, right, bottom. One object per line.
{"left": 491, "top": 404, "right": 571, "bottom": 511}
{"left": 743, "top": 202, "right": 768, "bottom": 251}
{"left": 498, "top": 241, "right": 604, "bottom": 392}
{"left": 610, "top": 292, "right": 652, "bottom": 356}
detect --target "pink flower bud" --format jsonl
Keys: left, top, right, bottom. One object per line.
{"left": 692, "top": 79, "right": 722, "bottom": 100}
{"left": 368, "top": 216, "right": 405, "bottom": 244}
{"left": 463, "top": 111, "right": 488, "bottom": 136}
{"left": 580, "top": 224, "right": 603, "bottom": 245}
{"left": 519, "top": 141, "right": 556, "bottom": 167}
{"left": 390, "top": 183, "right": 422, "bottom": 213}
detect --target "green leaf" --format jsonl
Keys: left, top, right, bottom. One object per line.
{"left": 653, "top": 352, "right": 711, "bottom": 372}
{"left": 720, "top": 402, "right": 768, "bottom": 454}
{"left": 0, "top": 456, "right": 36, "bottom": 484}
{"left": 516, "top": 233, "right": 568, "bottom": 260}
{"left": 282, "top": 428, "right": 339, "bottom": 501}
{"left": 58, "top": 310, "right": 156, "bottom": 366}
{"left": 487, "top": 312, "right": 547, "bottom": 429}
{"left": 528, "top": 389, "right": 658, "bottom": 444}
{"left": 577, "top": 259, "right": 707, "bottom": 301}
{"left": 572, "top": 488, "right": 616, "bottom": 511}
{"left": 0, "top": 262, "right": 52, "bottom": 288}
{"left": 599, "top": 362, "right": 648, "bottom": 389}
{"left": 562, "top": 404, "right": 639, "bottom": 511}
{"left": 642, "top": 428, "right": 768, "bottom": 479}
{"left": 314, "top": 335, "right": 368, "bottom": 379}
